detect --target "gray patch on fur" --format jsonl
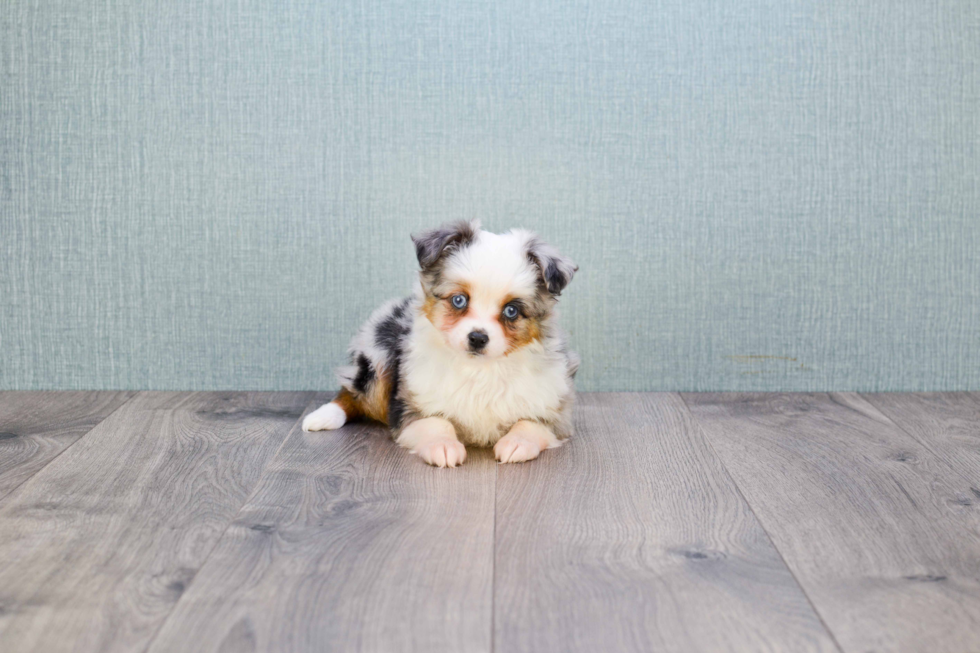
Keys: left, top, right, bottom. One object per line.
{"left": 411, "top": 220, "right": 480, "bottom": 283}
{"left": 526, "top": 237, "right": 578, "bottom": 296}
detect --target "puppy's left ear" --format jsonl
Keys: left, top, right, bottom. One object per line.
{"left": 527, "top": 238, "right": 578, "bottom": 296}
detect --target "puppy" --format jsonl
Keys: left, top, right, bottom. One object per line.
{"left": 302, "top": 220, "right": 579, "bottom": 467}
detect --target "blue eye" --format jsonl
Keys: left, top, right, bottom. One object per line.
{"left": 502, "top": 304, "right": 519, "bottom": 320}
{"left": 451, "top": 294, "right": 468, "bottom": 309}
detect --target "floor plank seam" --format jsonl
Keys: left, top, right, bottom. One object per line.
{"left": 0, "top": 390, "right": 140, "bottom": 507}
{"left": 139, "top": 392, "right": 319, "bottom": 653}
{"left": 676, "top": 393, "right": 847, "bottom": 653}
{"left": 490, "top": 460, "right": 498, "bottom": 653}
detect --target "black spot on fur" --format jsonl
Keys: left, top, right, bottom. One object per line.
{"left": 373, "top": 302, "right": 413, "bottom": 429}
{"left": 544, "top": 260, "right": 561, "bottom": 292}
{"left": 352, "top": 353, "right": 375, "bottom": 394}
{"left": 972, "top": 487, "right": 980, "bottom": 500}
{"left": 168, "top": 580, "right": 186, "bottom": 595}
{"left": 951, "top": 495, "right": 973, "bottom": 506}
{"left": 391, "top": 297, "right": 411, "bottom": 319}
{"left": 905, "top": 574, "right": 947, "bottom": 582}
{"left": 388, "top": 357, "right": 406, "bottom": 429}
{"left": 375, "top": 315, "right": 409, "bottom": 356}
{"left": 0, "top": 432, "right": 17, "bottom": 440}
{"left": 249, "top": 523, "right": 275, "bottom": 533}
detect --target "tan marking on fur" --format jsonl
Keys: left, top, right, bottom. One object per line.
{"left": 423, "top": 284, "right": 471, "bottom": 334}
{"left": 333, "top": 388, "right": 364, "bottom": 420}
{"left": 504, "top": 314, "right": 541, "bottom": 355}
{"left": 422, "top": 294, "right": 439, "bottom": 322}
{"left": 360, "top": 367, "right": 392, "bottom": 425}
{"left": 439, "top": 304, "right": 468, "bottom": 332}
{"left": 338, "top": 370, "right": 391, "bottom": 425}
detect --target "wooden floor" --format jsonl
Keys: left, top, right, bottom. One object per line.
{"left": 0, "top": 392, "right": 978, "bottom": 652}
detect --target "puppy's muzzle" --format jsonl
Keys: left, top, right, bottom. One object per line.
{"left": 467, "top": 329, "right": 489, "bottom": 353}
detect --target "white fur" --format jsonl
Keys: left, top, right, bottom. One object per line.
{"left": 397, "top": 416, "right": 466, "bottom": 468}
{"left": 302, "top": 402, "right": 347, "bottom": 431}
{"left": 494, "top": 420, "right": 562, "bottom": 463}
{"left": 403, "top": 314, "right": 571, "bottom": 447}
{"left": 439, "top": 230, "right": 541, "bottom": 359}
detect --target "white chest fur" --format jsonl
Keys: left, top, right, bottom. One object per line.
{"left": 403, "top": 316, "right": 570, "bottom": 446}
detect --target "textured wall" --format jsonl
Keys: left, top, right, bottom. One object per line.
{"left": 2, "top": 0, "right": 979, "bottom": 391}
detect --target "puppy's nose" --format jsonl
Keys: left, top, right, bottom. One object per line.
{"left": 467, "top": 330, "right": 489, "bottom": 351}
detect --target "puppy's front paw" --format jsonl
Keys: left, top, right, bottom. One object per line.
{"left": 414, "top": 439, "right": 467, "bottom": 468}
{"left": 494, "top": 433, "right": 542, "bottom": 464}
{"left": 302, "top": 403, "right": 347, "bottom": 431}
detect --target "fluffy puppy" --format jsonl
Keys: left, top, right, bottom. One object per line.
{"left": 302, "top": 220, "right": 579, "bottom": 467}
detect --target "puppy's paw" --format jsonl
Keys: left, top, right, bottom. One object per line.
{"left": 494, "top": 433, "right": 542, "bottom": 464}
{"left": 302, "top": 402, "right": 347, "bottom": 431}
{"left": 414, "top": 439, "right": 467, "bottom": 468}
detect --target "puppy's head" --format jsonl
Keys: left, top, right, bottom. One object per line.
{"left": 413, "top": 220, "right": 577, "bottom": 358}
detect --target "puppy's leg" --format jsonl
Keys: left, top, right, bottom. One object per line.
{"left": 495, "top": 420, "right": 561, "bottom": 464}
{"left": 397, "top": 417, "right": 467, "bottom": 468}
{"left": 302, "top": 389, "right": 363, "bottom": 431}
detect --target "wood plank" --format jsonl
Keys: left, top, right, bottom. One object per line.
{"left": 146, "top": 393, "right": 496, "bottom": 653}
{"left": 0, "top": 391, "right": 312, "bottom": 653}
{"left": 493, "top": 392, "right": 839, "bottom": 653}
{"left": 683, "top": 392, "right": 980, "bottom": 653}
{"left": 862, "top": 392, "right": 980, "bottom": 495}
{"left": 0, "top": 391, "right": 136, "bottom": 502}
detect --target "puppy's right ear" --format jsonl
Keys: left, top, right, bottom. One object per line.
{"left": 411, "top": 220, "right": 480, "bottom": 271}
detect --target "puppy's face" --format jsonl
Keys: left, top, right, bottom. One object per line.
{"left": 413, "top": 222, "right": 577, "bottom": 359}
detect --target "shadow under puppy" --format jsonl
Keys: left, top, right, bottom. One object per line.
{"left": 303, "top": 220, "right": 579, "bottom": 467}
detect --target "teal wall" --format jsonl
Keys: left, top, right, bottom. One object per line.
{"left": 2, "top": 0, "right": 979, "bottom": 392}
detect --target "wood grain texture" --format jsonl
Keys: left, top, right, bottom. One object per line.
{"left": 494, "top": 392, "right": 839, "bottom": 653}
{"left": 0, "top": 391, "right": 136, "bottom": 503}
{"left": 862, "top": 392, "right": 980, "bottom": 495}
{"left": 147, "top": 393, "right": 496, "bottom": 653}
{"left": 0, "top": 391, "right": 312, "bottom": 653}
{"left": 683, "top": 392, "right": 980, "bottom": 653}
